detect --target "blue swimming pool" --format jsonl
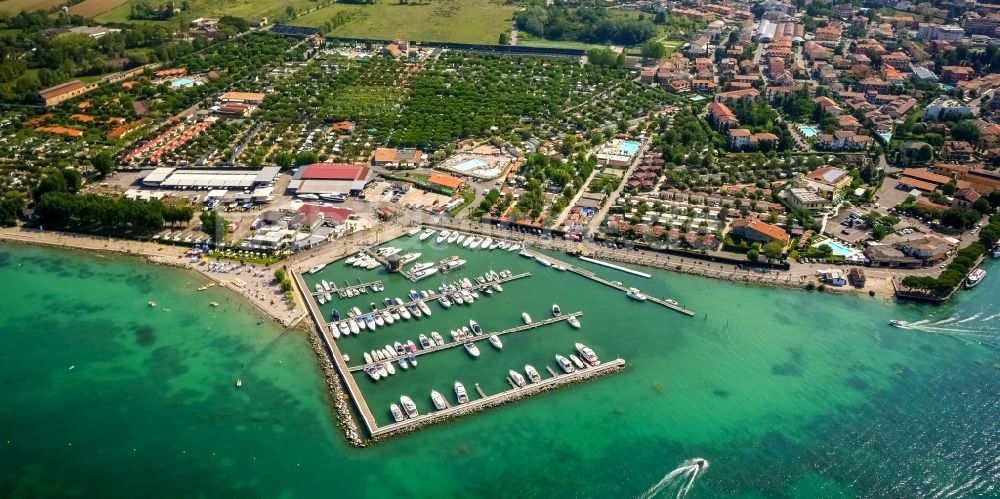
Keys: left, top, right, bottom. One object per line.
{"left": 452, "top": 158, "right": 487, "bottom": 172}
{"left": 171, "top": 78, "right": 195, "bottom": 88}
{"left": 798, "top": 125, "right": 818, "bottom": 138}
{"left": 619, "top": 141, "right": 640, "bottom": 156}
{"left": 814, "top": 239, "right": 856, "bottom": 257}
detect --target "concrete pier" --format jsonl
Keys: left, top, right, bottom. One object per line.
{"left": 349, "top": 312, "right": 584, "bottom": 371}
{"left": 578, "top": 256, "right": 651, "bottom": 278}
{"left": 371, "top": 358, "right": 627, "bottom": 438}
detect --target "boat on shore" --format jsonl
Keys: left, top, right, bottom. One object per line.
{"left": 525, "top": 365, "right": 541, "bottom": 383}
{"left": 509, "top": 370, "right": 526, "bottom": 387}
{"left": 431, "top": 390, "right": 447, "bottom": 410}
{"left": 464, "top": 342, "right": 480, "bottom": 358}
{"left": 400, "top": 396, "right": 418, "bottom": 417}
{"left": 390, "top": 404, "right": 404, "bottom": 422}
{"left": 455, "top": 381, "right": 469, "bottom": 404}
{"left": 965, "top": 268, "right": 986, "bottom": 289}
{"left": 488, "top": 334, "right": 502, "bottom": 350}
{"left": 626, "top": 287, "right": 648, "bottom": 301}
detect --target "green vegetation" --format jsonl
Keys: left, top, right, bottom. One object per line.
{"left": 35, "top": 191, "right": 192, "bottom": 235}
{"left": 200, "top": 209, "right": 229, "bottom": 243}
{"left": 515, "top": 4, "right": 656, "bottom": 46}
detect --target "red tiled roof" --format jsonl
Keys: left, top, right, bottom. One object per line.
{"left": 300, "top": 163, "right": 369, "bottom": 181}
{"left": 297, "top": 204, "right": 353, "bottom": 223}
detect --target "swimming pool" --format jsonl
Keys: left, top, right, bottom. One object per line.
{"left": 452, "top": 158, "right": 487, "bottom": 172}
{"left": 619, "top": 141, "right": 641, "bottom": 156}
{"left": 171, "top": 78, "right": 195, "bottom": 88}
{"left": 798, "top": 125, "right": 818, "bottom": 138}
{"left": 814, "top": 239, "right": 856, "bottom": 257}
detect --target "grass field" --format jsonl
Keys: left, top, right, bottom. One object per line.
{"left": 291, "top": 0, "right": 517, "bottom": 44}
{"left": 0, "top": 0, "right": 65, "bottom": 13}
{"left": 95, "top": 0, "right": 317, "bottom": 24}
{"left": 517, "top": 37, "right": 606, "bottom": 51}
{"left": 68, "top": 0, "right": 131, "bottom": 18}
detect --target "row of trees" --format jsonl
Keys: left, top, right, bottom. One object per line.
{"left": 34, "top": 192, "right": 192, "bottom": 235}
{"left": 515, "top": 5, "right": 657, "bottom": 46}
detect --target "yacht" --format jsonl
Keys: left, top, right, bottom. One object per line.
{"left": 410, "top": 267, "right": 439, "bottom": 282}
{"left": 431, "top": 390, "right": 447, "bottom": 410}
{"left": 525, "top": 365, "right": 541, "bottom": 383}
{"left": 567, "top": 316, "right": 581, "bottom": 329}
{"left": 446, "top": 232, "right": 459, "bottom": 244}
{"left": 442, "top": 259, "right": 467, "bottom": 273}
{"left": 469, "top": 320, "right": 483, "bottom": 335}
{"left": 551, "top": 304, "right": 562, "bottom": 316}
{"left": 398, "top": 252, "right": 421, "bottom": 265}
{"left": 509, "top": 370, "right": 526, "bottom": 387}
{"left": 626, "top": 288, "right": 648, "bottom": 301}
{"left": 556, "top": 354, "right": 575, "bottom": 373}
{"left": 522, "top": 312, "right": 532, "bottom": 324}
{"left": 488, "top": 335, "right": 502, "bottom": 350}
{"left": 308, "top": 263, "right": 327, "bottom": 274}
{"left": 378, "top": 247, "right": 402, "bottom": 257}
{"left": 488, "top": 239, "right": 501, "bottom": 250}
{"left": 889, "top": 319, "right": 905, "bottom": 328}
{"left": 436, "top": 230, "right": 451, "bottom": 243}
{"left": 419, "top": 229, "right": 436, "bottom": 241}
{"left": 452, "top": 292, "right": 465, "bottom": 305}
{"left": 464, "top": 342, "right": 480, "bottom": 358}
{"left": 390, "top": 404, "right": 404, "bottom": 422}
{"left": 480, "top": 237, "right": 493, "bottom": 249}
{"left": 965, "top": 268, "right": 986, "bottom": 289}
{"left": 455, "top": 381, "right": 469, "bottom": 404}
{"left": 439, "top": 295, "right": 453, "bottom": 308}
{"left": 570, "top": 355, "right": 586, "bottom": 370}
{"left": 576, "top": 343, "right": 600, "bottom": 365}
{"left": 419, "top": 334, "right": 432, "bottom": 349}
{"left": 410, "top": 262, "right": 435, "bottom": 273}
{"left": 431, "top": 332, "right": 445, "bottom": 346}
{"left": 400, "top": 396, "right": 418, "bottom": 417}
{"left": 417, "top": 301, "right": 432, "bottom": 316}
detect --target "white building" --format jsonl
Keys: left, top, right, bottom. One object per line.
{"left": 922, "top": 96, "right": 972, "bottom": 121}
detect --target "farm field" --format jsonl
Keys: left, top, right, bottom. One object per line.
{"left": 95, "top": 0, "right": 318, "bottom": 24}
{"left": 0, "top": 0, "right": 65, "bottom": 13}
{"left": 68, "top": 0, "right": 131, "bottom": 18}
{"left": 291, "top": 0, "right": 517, "bottom": 44}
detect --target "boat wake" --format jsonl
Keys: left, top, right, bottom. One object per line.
{"left": 893, "top": 317, "right": 1000, "bottom": 349}
{"left": 639, "top": 458, "right": 708, "bottom": 499}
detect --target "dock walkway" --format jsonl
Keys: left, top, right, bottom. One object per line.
{"left": 349, "top": 312, "right": 583, "bottom": 371}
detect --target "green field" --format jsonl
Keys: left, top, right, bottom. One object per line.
{"left": 517, "top": 37, "right": 606, "bottom": 51}
{"left": 291, "top": 0, "right": 517, "bottom": 44}
{"left": 95, "top": 0, "right": 318, "bottom": 24}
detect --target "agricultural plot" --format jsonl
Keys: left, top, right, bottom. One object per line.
{"left": 68, "top": 0, "right": 131, "bottom": 18}
{"left": 0, "top": 0, "right": 66, "bottom": 14}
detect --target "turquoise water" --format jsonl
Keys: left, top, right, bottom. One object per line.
{"left": 620, "top": 140, "right": 641, "bottom": 156}
{"left": 798, "top": 125, "right": 818, "bottom": 138}
{"left": 815, "top": 239, "right": 858, "bottom": 257}
{"left": 2, "top": 241, "right": 999, "bottom": 497}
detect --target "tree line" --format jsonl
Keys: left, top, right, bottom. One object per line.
{"left": 516, "top": 4, "right": 657, "bottom": 46}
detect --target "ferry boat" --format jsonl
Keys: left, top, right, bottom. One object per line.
{"left": 400, "top": 396, "right": 418, "bottom": 417}
{"left": 488, "top": 334, "right": 503, "bottom": 350}
{"left": 418, "top": 229, "right": 436, "bottom": 241}
{"left": 522, "top": 312, "right": 532, "bottom": 324}
{"left": 555, "top": 354, "right": 575, "bottom": 373}
{"left": 390, "top": 404, "right": 404, "bottom": 422}
{"left": 965, "top": 268, "right": 986, "bottom": 289}
{"left": 464, "top": 342, "right": 480, "bottom": 358}
{"left": 509, "top": 370, "right": 526, "bottom": 387}
{"left": 431, "top": 390, "right": 447, "bottom": 410}
{"left": 436, "top": 230, "right": 451, "bottom": 243}
{"left": 455, "top": 381, "right": 469, "bottom": 404}
{"left": 308, "top": 263, "right": 327, "bottom": 274}
{"left": 469, "top": 320, "right": 483, "bottom": 335}
{"left": 525, "top": 365, "right": 541, "bottom": 383}
{"left": 575, "top": 343, "right": 600, "bottom": 365}
{"left": 551, "top": 304, "right": 562, "bottom": 316}
{"left": 419, "top": 334, "right": 431, "bottom": 349}
{"left": 567, "top": 316, "right": 581, "bottom": 329}
{"left": 569, "top": 354, "right": 586, "bottom": 370}
{"left": 626, "top": 288, "right": 648, "bottom": 301}
{"left": 431, "top": 332, "right": 445, "bottom": 346}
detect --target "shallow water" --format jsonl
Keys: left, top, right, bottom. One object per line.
{"left": 1, "top": 240, "right": 998, "bottom": 497}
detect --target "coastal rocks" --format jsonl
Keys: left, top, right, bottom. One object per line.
{"left": 304, "top": 325, "right": 365, "bottom": 447}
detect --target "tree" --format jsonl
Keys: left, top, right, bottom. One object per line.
{"left": 639, "top": 41, "right": 666, "bottom": 60}
{"left": 498, "top": 32, "right": 509, "bottom": 45}
{"left": 950, "top": 120, "right": 981, "bottom": 144}
{"left": 200, "top": 210, "right": 229, "bottom": 242}
{"left": 762, "top": 241, "right": 785, "bottom": 260}
{"left": 872, "top": 225, "right": 888, "bottom": 241}
{"left": 92, "top": 151, "right": 115, "bottom": 177}
{"left": 940, "top": 207, "right": 980, "bottom": 230}
{"left": 273, "top": 152, "right": 293, "bottom": 168}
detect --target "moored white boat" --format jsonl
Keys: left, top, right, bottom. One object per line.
{"left": 407, "top": 227, "right": 422, "bottom": 236}
{"left": 522, "top": 312, "right": 532, "bottom": 324}
{"left": 567, "top": 316, "right": 581, "bottom": 329}
{"left": 509, "top": 370, "right": 526, "bottom": 387}
{"left": 436, "top": 230, "right": 451, "bottom": 243}
{"left": 390, "top": 403, "right": 404, "bottom": 422}
{"left": 626, "top": 287, "right": 647, "bottom": 301}
{"left": 431, "top": 390, "right": 447, "bottom": 410}
{"left": 363, "top": 352, "right": 373, "bottom": 364}
{"left": 464, "top": 341, "right": 480, "bottom": 358}
{"left": 446, "top": 232, "right": 459, "bottom": 244}
{"left": 455, "top": 381, "right": 469, "bottom": 404}
{"left": 525, "top": 365, "right": 541, "bottom": 383}
{"left": 965, "top": 268, "right": 986, "bottom": 289}
{"left": 556, "top": 354, "right": 575, "bottom": 373}
{"left": 418, "top": 300, "right": 432, "bottom": 316}
{"left": 419, "top": 229, "right": 436, "bottom": 241}
{"left": 575, "top": 343, "right": 600, "bottom": 365}
{"left": 309, "top": 263, "right": 327, "bottom": 274}
{"left": 400, "top": 395, "right": 418, "bottom": 417}
{"left": 488, "top": 334, "right": 502, "bottom": 350}
{"left": 552, "top": 304, "right": 561, "bottom": 316}
{"left": 480, "top": 237, "right": 493, "bottom": 249}
{"left": 469, "top": 320, "right": 482, "bottom": 335}
{"left": 384, "top": 361, "right": 395, "bottom": 375}
{"left": 431, "top": 331, "right": 445, "bottom": 346}
{"left": 570, "top": 354, "right": 586, "bottom": 370}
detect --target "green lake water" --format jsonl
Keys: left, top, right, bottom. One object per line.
{"left": 1, "top": 238, "right": 998, "bottom": 498}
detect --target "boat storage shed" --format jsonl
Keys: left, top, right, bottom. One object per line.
{"left": 141, "top": 166, "right": 280, "bottom": 190}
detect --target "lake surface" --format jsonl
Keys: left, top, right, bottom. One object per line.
{"left": 1, "top": 240, "right": 997, "bottom": 497}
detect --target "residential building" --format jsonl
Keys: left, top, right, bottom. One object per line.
{"left": 817, "top": 130, "right": 872, "bottom": 151}
{"left": 38, "top": 80, "right": 90, "bottom": 107}
{"left": 922, "top": 96, "right": 972, "bottom": 121}
{"left": 708, "top": 102, "right": 739, "bottom": 129}
{"left": 943, "top": 141, "right": 975, "bottom": 162}
{"left": 940, "top": 66, "right": 975, "bottom": 83}
{"left": 916, "top": 23, "right": 965, "bottom": 41}
{"left": 784, "top": 187, "right": 829, "bottom": 212}
{"left": 714, "top": 88, "right": 760, "bottom": 103}
{"left": 952, "top": 187, "right": 981, "bottom": 209}
{"left": 372, "top": 147, "right": 424, "bottom": 167}
{"left": 728, "top": 128, "right": 751, "bottom": 149}
{"left": 730, "top": 218, "right": 790, "bottom": 244}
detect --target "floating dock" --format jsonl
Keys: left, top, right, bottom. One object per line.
{"left": 577, "top": 256, "right": 651, "bottom": 278}
{"left": 349, "top": 312, "right": 584, "bottom": 371}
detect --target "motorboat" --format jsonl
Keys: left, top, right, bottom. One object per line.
{"left": 446, "top": 232, "right": 459, "bottom": 244}
{"left": 400, "top": 396, "right": 418, "bottom": 417}
{"left": 338, "top": 322, "right": 350, "bottom": 336}
{"left": 488, "top": 239, "right": 501, "bottom": 250}
{"left": 390, "top": 404, "right": 404, "bottom": 422}
{"left": 889, "top": 319, "right": 905, "bottom": 328}
{"left": 376, "top": 363, "right": 389, "bottom": 378}
{"left": 377, "top": 246, "right": 401, "bottom": 257}
{"left": 466, "top": 236, "right": 481, "bottom": 248}
{"left": 450, "top": 329, "right": 461, "bottom": 342}
{"left": 352, "top": 306, "right": 363, "bottom": 316}
{"left": 482, "top": 287, "right": 493, "bottom": 296}
{"left": 408, "top": 290, "right": 421, "bottom": 301}
{"left": 461, "top": 326, "right": 472, "bottom": 339}
{"left": 552, "top": 304, "right": 562, "bottom": 316}
{"left": 329, "top": 325, "right": 341, "bottom": 339}
{"left": 464, "top": 342, "right": 480, "bottom": 358}
{"left": 431, "top": 390, "right": 447, "bottom": 410}
{"left": 488, "top": 335, "right": 502, "bottom": 350}
{"left": 381, "top": 310, "right": 394, "bottom": 325}
{"left": 522, "top": 312, "right": 532, "bottom": 324}
{"left": 626, "top": 288, "right": 648, "bottom": 301}
{"left": 398, "top": 357, "right": 409, "bottom": 370}
{"left": 417, "top": 301, "right": 432, "bottom": 316}
{"left": 408, "top": 354, "right": 417, "bottom": 367}
{"left": 383, "top": 345, "right": 394, "bottom": 359}
{"left": 535, "top": 256, "right": 552, "bottom": 267}
{"left": 469, "top": 320, "right": 483, "bottom": 335}
{"left": 394, "top": 341, "right": 406, "bottom": 356}
{"left": 665, "top": 299, "right": 679, "bottom": 306}
{"left": 419, "top": 334, "right": 431, "bottom": 349}
{"left": 576, "top": 343, "right": 600, "bottom": 365}
{"left": 407, "top": 227, "right": 422, "bottom": 236}
{"left": 321, "top": 280, "right": 332, "bottom": 292}
{"left": 567, "top": 316, "right": 581, "bottom": 329}
{"left": 452, "top": 292, "right": 465, "bottom": 305}
{"left": 348, "top": 320, "right": 360, "bottom": 334}
{"left": 553, "top": 265, "right": 567, "bottom": 271}
{"left": 519, "top": 249, "right": 532, "bottom": 257}
{"left": 455, "top": 381, "right": 469, "bottom": 404}
{"left": 331, "top": 308, "right": 340, "bottom": 321}
{"left": 441, "top": 259, "right": 466, "bottom": 273}
{"left": 409, "top": 304, "right": 422, "bottom": 318}
{"left": 556, "top": 354, "right": 575, "bottom": 373}
{"left": 509, "top": 370, "right": 526, "bottom": 387}
{"left": 431, "top": 332, "right": 445, "bottom": 346}
{"left": 480, "top": 237, "right": 493, "bottom": 249}
{"left": 364, "top": 314, "right": 377, "bottom": 330}
{"left": 373, "top": 314, "right": 385, "bottom": 327}
{"left": 410, "top": 262, "right": 435, "bottom": 273}
{"left": 399, "top": 306, "right": 412, "bottom": 320}
{"left": 383, "top": 297, "right": 394, "bottom": 308}
{"left": 436, "top": 230, "right": 451, "bottom": 243}
{"left": 345, "top": 255, "right": 360, "bottom": 265}
{"left": 398, "top": 252, "right": 421, "bottom": 265}
{"left": 509, "top": 244, "right": 521, "bottom": 252}
{"left": 419, "top": 229, "right": 436, "bottom": 241}
{"left": 461, "top": 290, "right": 475, "bottom": 304}
{"left": 965, "top": 268, "right": 986, "bottom": 289}
{"left": 498, "top": 241, "right": 510, "bottom": 250}
{"left": 492, "top": 283, "right": 503, "bottom": 293}
{"left": 385, "top": 361, "right": 396, "bottom": 375}
{"left": 440, "top": 295, "right": 453, "bottom": 308}
{"left": 407, "top": 340, "right": 417, "bottom": 354}
{"left": 308, "top": 263, "right": 327, "bottom": 274}
{"left": 525, "top": 365, "right": 541, "bottom": 383}
{"left": 367, "top": 368, "right": 380, "bottom": 381}
{"left": 363, "top": 352, "right": 373, "bottom": 364}
{"left": 569, "top": 354, "right": 586, "bottom": 370}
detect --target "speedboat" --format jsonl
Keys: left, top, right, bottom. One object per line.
{"left": 626, "top": 288, "right": 648, "bottom": 301}
{"left": 373, "top": 314, "right": 385, "bottom": 327}
{"left": 419, "top": 229, "right": 436, "bottom": 241}
{"left": 480, "top": 237, "right": 493, "bottom": 249}
{"left": 469, "top": 320, "right": 482, "bottom": 335}
{"left": 525, "top": 365, "right": 541, "bottom": 383}
{"left": 522, "top": 312, "right": 532, "bottom": 324}
{"left": 455, "top": 381, "right": 469, "bottom": 404}
{"left": 488, "top": 334, "right": 502, "bottom": 350}
{"left": 418, "top": 301, "right": 432, "bottom": 316}
{"left": 446, "top": 232, "right": 459, "bottom": 244}
{"left": 436, "top": 230, "right": 451, "bottom": 243}
{"left": 556, "top": 354, "right": 575, "bottom": 373}
{"left": 509, "top": 370, "right": 526, "bottom": 387}
{"left": 889, "top": 319, "right": 905, "bottom": 328}
{"left": 552, "top": 304, "right": 561, "bottom": 316}
{"left": 352, "top": 306, "right": 363, "bottom": 316}
{"left": 408, "top": 354, "right": 417, "bottom": 367}
{"left": 570, "top": 354, "right": 586, "bottom": 370}
{"left": 309, "top": 263, "right": 327, "bottom": 274}
{"left": 385, "top": 360, "right": 396, "bottom": 375}
{"left": 383, "top": 345, "right": 394, "bottom": 359}
{"left": 398, "top": 357, "right": 409, "bottom": 370}
{"left": 400, "top": 395, "right": 418, "bottom": 417}
{"left": 394, "top": 342, "right": 406, "bottom": 356}
{"left": 431, "top": 331, "right": 445, "bottom": 346}
{"left": 390, "top": 404, "right": 404, "bottom": 422}
{"left": 464, "top": 342, "right": 480, "bottom": 358}
{"left": 408, "top": 289, "right": 421, "bottom": 301}
{"left": 567, "top": 316, "right": 581, "bottom": 329}
{"left": 431, "top": 390, "right": 447, "bottom": 410}
{"left": 383, "top": 297, "right": 394, "bottom": 307}
{"left": 331, "top": 308, "right": 340, "bottom": 321}
{"left": 407, "top": 340, "right": 417, "bottom": 354}
{"left": 965, "top": 268, "right": 986, "bottom": 289}
{"left": 576, "top": 343, "right": 600, "bottom": 365}
{"left": 419, "top": 334, "right": 431, "bottom": 349}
